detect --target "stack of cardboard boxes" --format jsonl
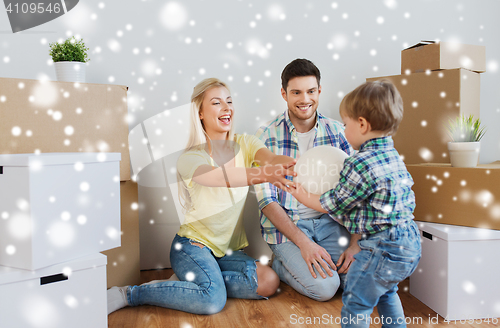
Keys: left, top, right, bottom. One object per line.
{"left": 0, "top": 78, "right": 141, "bottom": 326}
{"left": 368, "top": 41, "right": 500, "bottom": 320}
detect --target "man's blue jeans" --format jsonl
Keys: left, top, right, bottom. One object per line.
{"left": 341, "top": 220, "right": 421, "bottom": 328}
{"left": 269, "top": 214, "right": 351, "bottom": 301}
{"left": 127, "top": 234, "right": 265, "bottom": 314}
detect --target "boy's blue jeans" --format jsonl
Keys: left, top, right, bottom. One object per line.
{"left": 127, "top": 234, "right": 264, "bottom": 314}
{"left": 341, "top": 220, "right": 421, "bottom": 328}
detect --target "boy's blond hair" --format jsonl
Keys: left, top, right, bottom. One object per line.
{"left": 340, "top": 80, "right": 403, "bottom": 135}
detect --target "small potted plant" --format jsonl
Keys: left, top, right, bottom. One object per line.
{"left": 49, "top": 36, "right": 90, "bottom": 83}
{"left": 447, "top": 114, "right": 486, "bottom": 167}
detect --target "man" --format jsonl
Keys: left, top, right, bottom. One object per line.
{"left": 254, "top": 58, "right": 358, "bottom": 301}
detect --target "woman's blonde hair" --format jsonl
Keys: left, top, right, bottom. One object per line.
{"left": 178, "top": 78, "right": 235, "bottom": 212}
{"left": 340, "top": 80, "right": 403, "bottom": 135}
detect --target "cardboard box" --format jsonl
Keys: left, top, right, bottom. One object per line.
{"left": 102, "top": 180, "right": 141, "bottom": 288}
{"left": 0, "top": 77, "right": 130, "bottom": 181}
{"left": 410, "top": 222, "right": 500, "bottom": 320}
{"left": 0, "top": 153, "right": 121, "bottom": 270}
{"left": 407, "top": 161, "right": 500, "bottom": 230}
{"left": 0, "top": 253, "right": 107, "bottom": 328}
{"left": 367, "top": 69, "right": 480, "bottom": 164}
{"left": 401, "top": 41, "right": 486, "bottom": 74}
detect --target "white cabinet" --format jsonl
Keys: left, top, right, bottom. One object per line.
{"left": 410, "top": 222, "right": 500, "bottom": 320}
{"left": 0, "top": 153, "right": 121, "bottom": 270}
{"left": 0, "top": 253, "right": 107, "bottom": 328}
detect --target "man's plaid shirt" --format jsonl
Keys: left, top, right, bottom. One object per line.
{"left": 254, "top": 110, "right": 353, "bottom": 244}
{"left": 319, "top": 136, "right": 416, "bottom": 235}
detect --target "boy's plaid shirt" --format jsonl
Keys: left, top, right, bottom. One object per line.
{"left": 254, "top": 110, "right": 353, "bottom": 244}
{"left": 320, "top": 136, "right": 416, "bottom": 235}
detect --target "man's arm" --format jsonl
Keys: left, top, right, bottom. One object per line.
{"left": 262, "top": 202, "right": 337, "bottom": 279}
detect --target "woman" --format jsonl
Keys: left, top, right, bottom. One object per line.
{"left": 108, "top": 78, "right": 296, "bottom": 315}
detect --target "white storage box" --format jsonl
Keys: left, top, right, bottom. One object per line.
{"left": 410, "top": 222, "right": 500, "bottom": 320}
{"left": 0, "top": 253, "right": 107, "bottom": 328}
{"left": 0, "top": 153, "right": 121, "bottom": 270}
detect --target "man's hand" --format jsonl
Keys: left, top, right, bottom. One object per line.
{"left": 300, "top": 239, "right": 337, "bottom": 279}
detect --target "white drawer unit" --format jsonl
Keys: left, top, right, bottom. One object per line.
{"left": 0, "top": 153, "right": 121, "bottom": 270}
{"left": 410, "top": 222, "right": 500, "bottom": 320}
{"left": 0, "top": 253, "right": 107, "bottom": 328}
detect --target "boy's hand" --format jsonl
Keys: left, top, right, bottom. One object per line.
{"left": 336, "top": 242, "right": 361, "bottom": 274}
{"left": 286, "top": 182, "right": 306, "bottom": 201}
{"left": 287, "top": 183, "right": 327, "bottom": 214}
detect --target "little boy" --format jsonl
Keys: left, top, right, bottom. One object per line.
{"left": 288, "top": 80, "right": 421, "bottom": 328}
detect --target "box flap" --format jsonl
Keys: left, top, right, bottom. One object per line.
{"left": 0, "top": 152, "right": 121, "bottom": 167}
{"left": 404, "top": 40, "right": 436, "bottom": 50}
{"left": 0, "top": 253, "right": 106, "bottom": 285}
{"left": 417, "top": 222, "right": 500, "bottom": 241}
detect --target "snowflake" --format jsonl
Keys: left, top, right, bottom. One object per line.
{"left": 107, "top": 39, "right": 121, "bottom": 52}
{"left": 260, "top": 255, "right": 270, "bottom": 265}
{"left": 80, "top": 182, "right": 90, "bottom": 192}
{"left": 5, "top": 245, "right": 16, "bottom": 255}
{"left": 488, "top": 60, "right": 498, "bottom": 73}
{"left": 160, "top": 2, "right": 188, "bottom": 31}
{"left": 185, "top": 271, "right": 195, "bottom": 281}
{"left": 462, "top": 281, "right": 476, "bottom": 294}
{"left": 77, "top": 215, "right": 87, "bottom": 225}
{"left": 384, "top": 0, "right": 397, "bottom": 9}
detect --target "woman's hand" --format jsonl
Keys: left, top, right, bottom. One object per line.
{"left": 253, "top": 159, "right": 297, "bottom": 189}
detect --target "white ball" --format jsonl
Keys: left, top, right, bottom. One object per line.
{"left": 294, "top": 146, "right": 349, "bottom": 194}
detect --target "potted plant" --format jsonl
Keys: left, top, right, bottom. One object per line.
{"left": 49, "top": 36, "right": 90, "bottom": 83}
{"left": 447, "top": 114, "right": 486, "bottom": 167}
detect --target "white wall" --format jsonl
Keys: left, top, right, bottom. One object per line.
{"left": 1, "top": 0, "right": 499, "bottom": 269}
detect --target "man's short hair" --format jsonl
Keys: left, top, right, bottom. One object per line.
{"left": 281, "top": 58, "right": 321, "bottom": 91}
{"left": 340, "top": 80, "right": 404, "bottom": 135}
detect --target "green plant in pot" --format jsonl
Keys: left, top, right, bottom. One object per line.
{"left": 49, "top": 36, "right": 90, "bottom": 83}
{"left": 447, "top": 114, "right": 486, "bottom": 167}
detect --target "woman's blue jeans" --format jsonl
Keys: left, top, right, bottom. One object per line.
{"left": 341, "top": 221, "right": 421, "bottom": 328}
{"left": 127, "top": 234, "right": 265, "bottom": 314}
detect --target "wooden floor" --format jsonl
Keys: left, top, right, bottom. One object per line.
{"left": 108, "top": 269, "right": 499, "bottom": 328}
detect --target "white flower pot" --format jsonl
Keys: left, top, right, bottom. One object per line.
{"left": 54, "top": 61, "right": 86, "bottom": 83}
{"left": 447, "top": 142, "right": 480, "bottom": 168}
